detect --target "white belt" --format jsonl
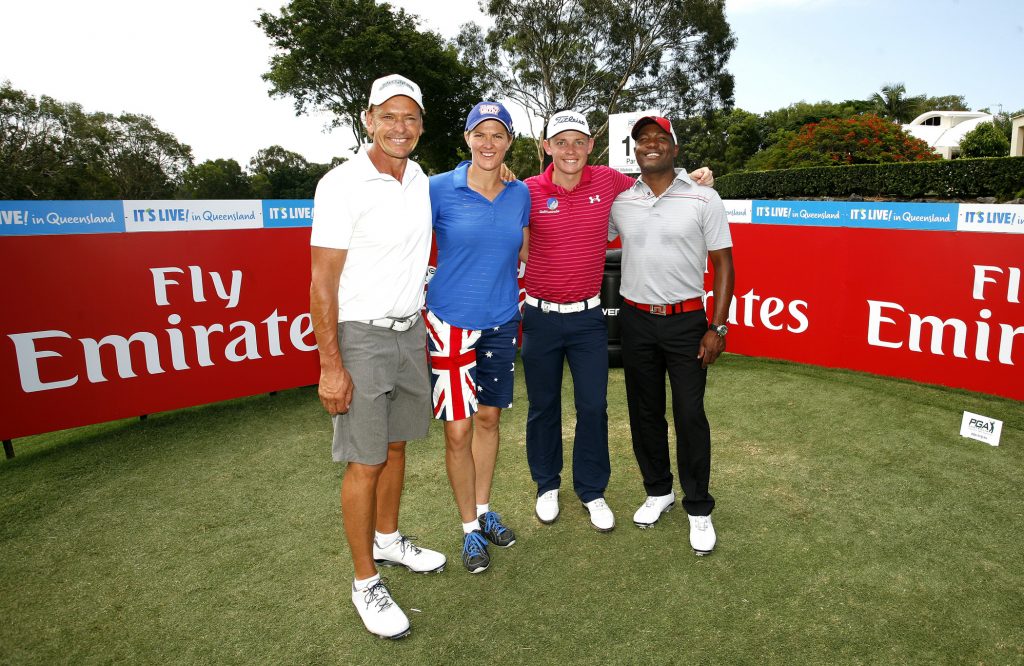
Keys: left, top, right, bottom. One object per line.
{"left": 365, "top": 313, "right": 419, "bottom": 332}
{"left": 524, "top": 293, "right": 601, "bottom": 314}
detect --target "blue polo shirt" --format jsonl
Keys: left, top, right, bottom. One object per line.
{"left": 427, "top": 161, "right": 530, "bottom": 330}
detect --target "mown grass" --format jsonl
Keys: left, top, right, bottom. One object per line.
{"left": 1, "top": 355, "right": 1022, "bottom": 665}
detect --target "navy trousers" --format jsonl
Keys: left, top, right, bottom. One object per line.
{"left": 520, "top": 304, "right": 610, "bottom": 503}
{"left": 619, "top": 306, "right": 715, "bottom": 516}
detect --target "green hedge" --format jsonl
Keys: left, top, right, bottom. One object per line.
{"left": 716, "top": 156, "right": 1024, "bottom": 201}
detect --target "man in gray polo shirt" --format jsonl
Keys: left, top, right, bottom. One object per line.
{"left": 310, "top": 74, "right": 445, "bottom": 640}
{"left": 609, "top": 115, "right": 734, "bottom": 556}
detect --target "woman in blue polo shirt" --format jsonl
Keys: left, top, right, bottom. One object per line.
{"left": 425, "top": 101, "right": 530, "bottom": 574}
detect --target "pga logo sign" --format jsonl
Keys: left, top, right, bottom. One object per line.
{"left": 959, "top": 411, "right": 1003, "bottom": 446}
{"left": 969, "top": 418, "right": 995, "bottom": 433}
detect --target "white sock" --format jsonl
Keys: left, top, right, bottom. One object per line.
{"left": 374, "top": 530, "right": 400, "bottom": 548}
{"left": 353, "top": 573, "right": 380, "bottom": 591}
{"left": 476, "top": 503, "right": 490, "bottom": 517}
{"left": 462, "top": 520, "right": 479, "bottom": 535}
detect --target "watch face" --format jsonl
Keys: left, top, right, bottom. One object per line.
{"left": 712, "top": 324, "right": 728, "bottom": 336}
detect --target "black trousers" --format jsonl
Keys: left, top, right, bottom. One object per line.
{"left": 619, "top": 305, "right": 715, "bottom": 516}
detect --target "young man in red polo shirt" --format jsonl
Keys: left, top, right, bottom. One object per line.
{"left": 520, "top": 111, "right": 712, "bottom": 532}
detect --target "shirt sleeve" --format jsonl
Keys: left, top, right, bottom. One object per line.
{"left": 612, "top": 169, "right": 636, "bottom": 195}
{"left": 702, "top": 188, "right": 733, "bottom": 251}
{"left": 310, "top": 169, "right": 355, "bottom": 249}
{"left": 429, "top": 174, "right": 443, "bottom": 229}
{"left": 516, "top": 183, "right": 530, "bottom": 229}
{"left": 608, "top": 204, "right": 620, "bottom": 242}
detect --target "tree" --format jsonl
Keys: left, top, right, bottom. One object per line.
{"left": 462, "top": 0, "right": 735, "bottom": 171}
{"left": 1, "top": 83, "right": 110, "bottom": 199}
{"left": 675, "top": 113, "right": 725, "bottom": 174}
{"left": 257, "top": 0, "right": 484, "bottom": 173}
{"left": 959, "top": 122, "right": 1010, "bottom": 158}
{"left": 0, "top": 82, "right": 192, "bottom": 199}
{"left": 762, "top": 99, "right": 872, "bottom": 135}
{"left": 100, "top": 113, "right": 193, "bottom": 199}
{"left": 987, "top": 108, "right": 1024, "bottom": 143}
{"left": 919, "top": 94, "right": 969, "bottom": 112}
{"left": 1, "top": 85, "right": 55, "bottom": 198}
{"left": 505, "top": 136, "right": 543, "bottom": 180}
{"left": 179, "top": 159, "right": 253, "bottom": 199}
{"left": 745, "top": 114, "right": 939, "bottom": 170}
{"left": 249, "top": 145, "right": 333, "bottom": 199}
{"left": 718, "top": 109, "right": 771, "bottom": 172}
{"left": 871, "top": 82, "right": 926, "bottom": 123}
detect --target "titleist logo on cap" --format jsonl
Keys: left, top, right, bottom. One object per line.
{"left": 545, "top": 110, "right": 590, "bottom": 138}
{"left": 552, "top": 114, "right": 586, "bottom": 126}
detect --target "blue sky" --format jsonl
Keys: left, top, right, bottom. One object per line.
{"left": 725, "top": 0, "right": 1023, "bottom": 114}
{"left": 1, "top": 0, "right": 1021, "bottom": 164}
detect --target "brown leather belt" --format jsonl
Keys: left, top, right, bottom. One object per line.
{"left": 623, "top": 297, "right": 704, "bottom": 316}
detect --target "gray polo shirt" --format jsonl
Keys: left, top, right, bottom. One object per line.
{"left": 609, "top": 170, "right": 731, "bottom": 303}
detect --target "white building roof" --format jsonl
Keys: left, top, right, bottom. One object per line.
{"left": 903, "top": 111, "right": 995, "bottom": 150}
{"left": 907, "top": 110, "right": 990, "bottom": 126}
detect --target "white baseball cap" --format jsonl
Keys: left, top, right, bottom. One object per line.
{"left": 545, "top": 110, "right": 590, "bottom": 139}
{"left": 368, "top": 74, "right": 424, "bottom": 110}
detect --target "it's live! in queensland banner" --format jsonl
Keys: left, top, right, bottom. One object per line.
{"left": 750, "top": 200, "right": 958, "bottom": 231}
{"left": 0, "top": 201, "right": 124, "bottom": 235}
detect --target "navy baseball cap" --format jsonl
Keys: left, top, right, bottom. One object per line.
{"left": 465, "top": 101, "right": 515, "bottom": 136}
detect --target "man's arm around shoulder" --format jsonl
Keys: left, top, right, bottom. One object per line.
{"left": 310, "top": 246, "right": 353, "bottom": 415}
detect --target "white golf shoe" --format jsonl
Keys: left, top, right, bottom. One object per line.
{"left": 687, "top": 514, "right": 717, "bottom": 555}
{"left": 583, "top": 497, "right": 616, "bottom": 532}
{"left": 351, "top": 577, "right": 410, "bottom": 639}
{"left": 535, "top": 489, "right": 560, "bottom": 524}
{"left": 373, "top": 534, "right": 446, "bottom": 574}
{"left": 633, "top": 492, "right": 675, "bottom": 528}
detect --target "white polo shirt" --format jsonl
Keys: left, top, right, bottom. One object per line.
{"left": 609, "top": 170, "right": 731, "bottom": 303}
{"left": 311, "top": 147, "right": 432, "bottom": 322}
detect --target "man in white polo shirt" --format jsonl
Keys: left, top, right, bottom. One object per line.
{"left": 309, "top": 74, "right": 445, "bottom": 640}
{"left": 609, "top": 115, "right": 734, "bottom": 556}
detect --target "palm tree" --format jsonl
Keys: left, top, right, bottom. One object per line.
{"left": 872, "top": 83, "right": 925, "bottom": 124}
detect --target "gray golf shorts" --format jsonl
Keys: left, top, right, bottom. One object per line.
{"left": 330, "top": 317, "right": 431, "bottom": 465}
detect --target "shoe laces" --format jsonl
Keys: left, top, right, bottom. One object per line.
{"left": 463, "top": 531, "right": 488, "bottom": 556}
{"left": 539, "top": 490, "right": 557, "bottom": 502}
{"left": 377, "top": 534, "right": 422, "bottom": 558}
{"left": 394, "top": 535, "right": 423, "bottom": 557}
{"left": 481, "top": 511, "right": 510, "bottom": 537}
{"left": 588, "top": 498, "right": 609, "bottom": 511}
{"left": 361, "top": 578, "right": 394, "bottom": 612}
{"left": 643, "top": 496, "right": 659, "bottom": 508}
{"left": 691, "top": 516, "right": 710, "bottom": 531}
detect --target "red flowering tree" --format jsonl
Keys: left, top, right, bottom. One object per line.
{"left": 746, "top": 113, "right": 939, "bottom": 170}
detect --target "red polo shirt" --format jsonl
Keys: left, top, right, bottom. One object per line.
{"left": 524, "top": 164, "right": 635, "bottom": 303}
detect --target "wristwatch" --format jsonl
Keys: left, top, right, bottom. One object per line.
{"left": 709, "top": 323, "right": 728, "bottom": 337}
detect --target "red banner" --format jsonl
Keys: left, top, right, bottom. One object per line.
{"left": 0, "top": 230, "right": 319, "bottom": 440}
{"left": 721, "top": 225, "right": 1023, "bottom": 400}
{"left": 2, "top": 224, "right": 1020, "bottom": 442}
